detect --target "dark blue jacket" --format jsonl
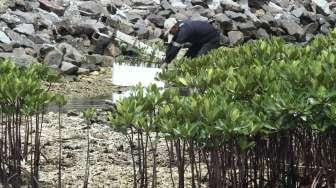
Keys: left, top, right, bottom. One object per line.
{"left": 165, "top": 20, "right": 219, "bottom": 63}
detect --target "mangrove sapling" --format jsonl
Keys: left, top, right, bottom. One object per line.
{"left": 82, "top": 108, "right": 97, "bottom": 188}
{"left": 55, "top": 95, "right": 67, "bottom": 188}
{"left": 0, "top": 61, "right": 59, "bottom": 188}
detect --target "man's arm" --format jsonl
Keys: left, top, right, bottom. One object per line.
{"left": 165, "top": 42, "right": 181, "bottom": 63}
{"left": 165, "top": 23, "right": 191, "bottom": 63}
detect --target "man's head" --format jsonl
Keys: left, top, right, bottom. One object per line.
{"left": 164, "top": 18, "right": 178, "bottom": 43}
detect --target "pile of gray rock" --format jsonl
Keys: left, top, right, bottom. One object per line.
{"left": 0, "top": 0, "right": 335, "bottom": 75}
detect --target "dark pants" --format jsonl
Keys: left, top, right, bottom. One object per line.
{"left": 185, "top": 36, "right": 220, "bottom": 58}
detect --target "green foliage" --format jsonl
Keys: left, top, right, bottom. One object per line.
{"left": 108, "top": 29, "right": 336, "bottom": 150}
{"left": 83, "top": 108, "right": 98, "bottom": 124}
{"left": 0, "top": 59, "right": 61, "bottom": 115}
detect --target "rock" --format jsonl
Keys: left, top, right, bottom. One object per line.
{"left": 0, "top": 12, "right": 22, "bottom": 25}
{"left": 255, "top": 9, "right": 266, "bottom": 18}
{"left": 303, "top": 22, "right": 319, "bottom": 35}
{"left": 220, "top": 0, "right": 242, "bottom": 12}
{"left": 200, "top": 9, "right": 215, "bottom": 18}
{"left": 77, "top": 67, "right": 90, "bottom": 74}
{"left": 104, "top": 42, "right": 121, "bottom": 57}
{"left": 133, "top": 0, "right": 154, "bottom": 6}
{"left": 0, "top": 50, "right": 36, "bottom": 67}
{"left": 44, "top": 49, "right": 64, "bottom": 67}
{"left": 85, "top": 54, "right": 114, "bottom": 67}
{"left": 11, "top": 10, "right": 36, "bottom": 24}
{"left": 191, "top": 0, "right": 208, "bottom": 8}
{"left": 13, "top": 23, "right": 35, "bottom": 36}
{"left": 78, "top": 1, "right": 105, "bottom": 18}
{"left": 146, "top": 14, "right": 165, "bottom": 28}
{"left": 214, "top": 13, "right": 233, "bottom": 28}
{"left": 5, "top": 29, "right": 35, "bottom": 48}
{"left": 279, "top": 20, "right": 304, "bottom": 39}
{"left": 270, "top": 26, "right": 286, "bottom": 35}
{"left": 39, "top": 0, "right": 65, "bottom": 16}
{"left": 67, "top": 110, "right": 80, "bottom": 116}
{"left": 0, "top": 44, "right": 13, "bottom": 52}
{"left": 28, "top": 32, "right": 52, "bottom": 44}
{"left": 225, "top": 11, "right": 247, "bottom": 22}
{"left": 320, "top": 22, "right": 330, "bottom": 34}
{"left": 157, "top": 10, "right": 172, "bottom": 18}
{"left": 57, "top": 43, "right": 84, "bottom": 63}
{"left": 312, "top": 0, "right": 332, "bottom": 15}
{"left": 272, "top": 0, "right": 290, "bottom": 9}
{"left": 237, "top": 21, "right": 256, "bottom": 31}
{"left": 0, "top": 31, "right": 11, "bottom": 44}
{"left": 326, "top": 14, "right": 336, "bottom": 25}
{"left": 255, "top": 28, "right": 269, "bottom": 39}
{"left": 228, "top": 30, "right": 244, "bottom": 45}
{"left": 134, "top": 19, "right": 149, "bottom": 38}
{"left": 262, "top": 1, "right": 284, "bottom": 14}
{"left": 61, "top": 61, "right": 79, "bottom": 75}
{"left": 292, "top": 7, "right": 307, "bottom": 18}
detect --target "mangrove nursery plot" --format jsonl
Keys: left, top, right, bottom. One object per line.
{"left": 0, "top": 60, "right": 62, "bottom": 188}
{"left": 108, "top": 30, "right": 336, "bottom": 187}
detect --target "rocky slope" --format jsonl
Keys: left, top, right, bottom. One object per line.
{"left": 0, "top": 0, "right": 336, "bottom": 75}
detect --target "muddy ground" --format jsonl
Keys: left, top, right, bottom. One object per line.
{"left": 40, "top": 68, "right": 201, "bottom": 187}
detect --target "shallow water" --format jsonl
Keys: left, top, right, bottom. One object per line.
{"left": 47, "top": 95, "right": 113, "bottom": 112}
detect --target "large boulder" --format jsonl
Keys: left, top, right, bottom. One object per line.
{"left": 0, "top": 31, "right": 11, "bottom": 44}
{"left": 61, "top": 61, "right": 79, "bottom": 75}
{"left": 38, "top": 0, "right": 65, "bottom": 16}
{"left": 13, "top": 23, "right": 35, "bottom": 36}
{"left": 279, "top": 19, "right": 304, "bottom": 39}
{"left": 78, "top": 1, "right": 105, "bottom": 18}
{"left": 228, "top": 30, "right": 244, "bottom": 45}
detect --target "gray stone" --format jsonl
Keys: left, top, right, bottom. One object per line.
{"left": 255, "top": 28, "right": 269, "bottom": 39}
{"left": 28, "top": 32, "right": 52, "bottom": 44}
{"left": 220, "top": 0, "right": 242, "bottom": 12}
{"left": 44, "top": 49, "right": 63, "bottom": 67}
{"left": 5, "top": 30, "right": 35, "bottom": 48}
{"left": 0, "top": 31, "right": 11, "bottom": 44}
{"left": 77, "top": 67, "right": 90, "bottom": 75}
{"left": 317, "top": 14, "right": 328, "bottom": 24}
{"left": 85, "top": 54, "right": 114, "bottom": 67}
{"left": 303, "top": 22, "right": 319, "bottom": 35}
{"left": 0, "top": 50, "right": 36, "bottom": 67}
{"left": 262, "top": 2, "right": 283, "bottom": 14}
{"left": 134, "top": 19, "right": 148, "bottom": 38}
{"left": 312, "top": 0, "right": 332, "bottom": 15}
{"left": 39, "top": 0, "right": 65, "bottom": 16}
{"left": 157, "top": 10, "right": 172, "bottom": 18}
{"left": 320, "top": 22, "right": 331, "bottom": 34}
{"left": 57, "top": 43, "right": 84, "bottom": 63}
{"left": 327, "top": 14, "right": 336, "bottom": 25}
{"left": 270, "top": 27, "right": 286, "bottom": 35}
{"left": 292, "top": 7, "right": 307, "bottom": 18}
{"left": 61, "top": 61, "right": 79, "bottom": 75}
{"left": 13, "top": 23, "right": 35, "bottom": 36}
{"left": 272, "top": 0, "right": 290, "bottom": 9}
{"left": 11, "top": 10, "right": 36, "bottom": 24}
{"left": 191, "top": 0, "right": 208, "bottom": 8}
{"left": 133, "top": 0, "right": 154, "bottom": 6}
{"left": 200, "top": 9, "right": 215, "bottom": 18}
{"left": 78, "top": 1, "right": 105, "bottom": 17}
{"left": 214, "top": 13, "right": 232, "bottom": 26}
{"left": 237, "top": 21, "right": 256, "bottom": 31}
{"left": 279, "top": 20, "right": 304, "bottom": 39}
{"left": 104, "top": 42, "right": 121, "bottom": 57}
{"left": 0, "top": 12, "right": 22, "bottom": 25}
{"left": 228, "top": 31, "right": 244, "bottom": 45}
{"left": 146, "top": 14, "right": 165, "bottom": 28}
{"left": 0, "top": 44, "right": 13, "bottom": 52}
{"left": 225, "top": 11, "right": 247, "bottom": 22}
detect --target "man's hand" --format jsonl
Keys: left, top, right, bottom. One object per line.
{"left": 160, "top": 62, "right": 168, "bottom": 70}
